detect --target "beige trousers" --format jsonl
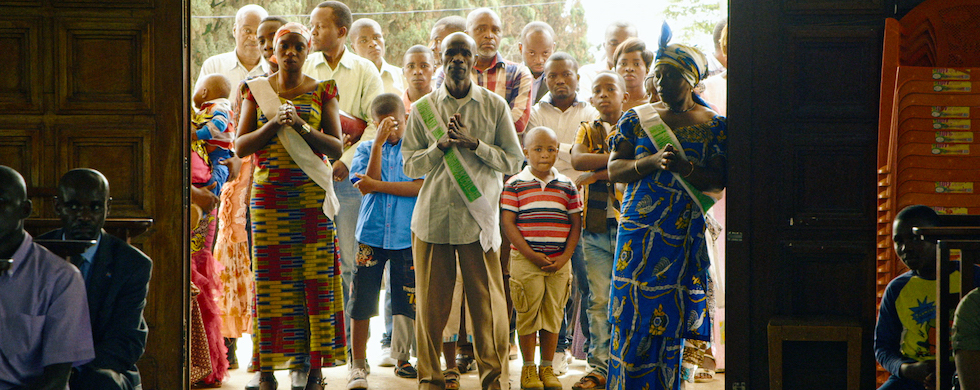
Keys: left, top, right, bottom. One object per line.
{"left": 413, "top": 236, "right": 510, "bottom": 390}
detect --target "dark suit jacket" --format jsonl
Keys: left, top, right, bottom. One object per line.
{"left": 39, "top": 229, "right": 152, "bottom": 386}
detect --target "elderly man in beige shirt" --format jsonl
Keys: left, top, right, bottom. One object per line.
{"left": 403, "top": 32, "right": 523, "bottom": 390}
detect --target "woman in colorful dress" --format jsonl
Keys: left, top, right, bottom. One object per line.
{"left": 236, "top": 22, "right": 345, "bottom": 390}
{"left": 606, "top": 23, "right": 727, "bottom": 390}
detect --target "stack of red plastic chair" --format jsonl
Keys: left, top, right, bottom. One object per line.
{"left": 876, "top": 0, "right": 980, "bottom": 385}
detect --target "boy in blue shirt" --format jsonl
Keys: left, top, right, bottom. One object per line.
{"left": 875, "top": 205, "right": 978, "bottom": 389}
{"left": 347, "top": 93, "right": 423, "bottom": 389}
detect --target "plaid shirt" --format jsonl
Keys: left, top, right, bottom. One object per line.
{"left": 436, "top": 53, "right": 533, "bottom": 134}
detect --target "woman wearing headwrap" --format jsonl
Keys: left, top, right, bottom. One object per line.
{"left": 606, "top": 22, "right": 726, "bottom": 389}
{"left": 236, "top": 22, "right": 346, "bottom": 390}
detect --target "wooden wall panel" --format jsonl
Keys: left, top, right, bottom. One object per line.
{"left": 784, "top": 27, "right": 881, "bottom": 121}
{"left": 0, "top": 17, "right": 41, "bottom": 113}
{"left": 0, "top": 2, "right": 187, "bottom": 389}
{"left": 728, "top": 0, "right": 905, "bottom": 387}
{"left": 56, "top": 17, "right": 152, "bottom": 114}
{"left": 57, "top": 126, "right": 152, "bottom": 217}
{"left": 0, "top": 127, "right": 40, "bottom": 184}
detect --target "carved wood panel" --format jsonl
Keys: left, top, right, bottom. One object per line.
{"left": 783, "top": 26, "right": 881, "bottom": 121}
{"left": 56, "top": 16, "right": 153, "bottom": 114}
{"left": 0, "top": 17, "right": 41, "bottom": 113}
{"left": 57, "top": 125, "right": 152, "bottom": 217}
{"left": 0, "top": 3, "right": 186, "bottom": 389}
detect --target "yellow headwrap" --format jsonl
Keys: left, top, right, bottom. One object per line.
{"left": 655, "top": 22, "right": 709, "bottom": 88}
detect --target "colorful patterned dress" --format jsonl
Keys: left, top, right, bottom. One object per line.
{"left": 606, "top": 109, "right": 727, "bottom": 389}
{"left": 242, "top": 79, "right": 346, "bottom": 371}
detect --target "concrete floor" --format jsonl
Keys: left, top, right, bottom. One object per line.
{"left": 217, "top": 294, "right": 725, "bottom": 390}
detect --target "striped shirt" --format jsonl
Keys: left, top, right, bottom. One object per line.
{"left": 435, "top": 53, "right": 533, "bottom": 134}
{"left": 501, "top": 167, "right": 583, "bottom": 256}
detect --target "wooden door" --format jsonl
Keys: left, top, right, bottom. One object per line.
{"left": 726, "top": 0, "right": 923, "bottom": 388}
{"left": 0, "top": 0, "right": 188, "bottom": 388}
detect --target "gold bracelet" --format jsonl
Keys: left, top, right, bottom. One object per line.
{"left": 683, "top": 161, "right": 695, "bottom": 177}
{"left": 300, "top": 122, "right": 313, "bottom": 135}
{"left": 633, "top": 160, "right": 642, "bottom": 175}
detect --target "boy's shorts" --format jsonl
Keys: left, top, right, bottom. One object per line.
{"left": 509, "top": 250, "right": 572, "bottom": 336}
{"left": 348, "top": 244, "right": 416, "bottom": 321}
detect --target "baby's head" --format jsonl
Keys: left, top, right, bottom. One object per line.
{"left": 193, "top": 74, "right": 232, "bottom": 109}
{"left": 522, "top": 126, "right": 559, "bottom": 176}
{"left": 370, "top": 93, "right": 407, "bottom": 144}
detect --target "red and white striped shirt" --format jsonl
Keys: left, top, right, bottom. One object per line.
{"left": 501, "top": 167, "right": 583, "bottom": 256}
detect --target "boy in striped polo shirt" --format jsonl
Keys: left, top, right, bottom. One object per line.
{"left": 501, "top": 126, "right": 583, "bottom": 390}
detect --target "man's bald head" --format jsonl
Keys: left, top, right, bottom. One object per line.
{"left": 0, "top": 166, "right": 32, "bottom": 251}
{"left": 58, "top": 169, "right": 109, "bottom": 199}
{"left": 56, "top": 169, "right": 110, "bottom": 240}
{"left": 0, "top": 166, "right": 27, "bottom": 203}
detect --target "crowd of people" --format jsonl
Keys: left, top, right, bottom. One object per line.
{"left": 186, "top": 1, "right": 732, "bottom": 390}
{"left": 7, "top": 2, "right": 980, "bottom": 389}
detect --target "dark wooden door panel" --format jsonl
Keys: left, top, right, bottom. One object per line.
{"left": 728, "top": 0, "right": 910, "bottom": 388}
{"left": 0, "top": 1, "right": 186, "bottom": 389}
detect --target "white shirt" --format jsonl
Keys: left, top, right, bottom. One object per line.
{"left": 526, "top": 93, "right": 599, "bottom": 180}
{"left": 576, "top": 60, "right": 611, "bottom": 99}
{"left": 303, "top": 48, "right": 384, "bottom": 167}
{"left": 194, "top": 50, "right": 268, "bottom": 94}
{"left": 380, "top": 60, "right": 405, "bottom": 96}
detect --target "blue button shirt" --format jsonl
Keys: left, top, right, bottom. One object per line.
{"left": 350, "top": 139, "right": 418, "bottom": 250}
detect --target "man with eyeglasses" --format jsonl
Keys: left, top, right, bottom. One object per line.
{"left": 0, "top": 165, "right": 95, "bottom": 389}
{"left": 38, "top": 168, "right": 153, "bottom": 390}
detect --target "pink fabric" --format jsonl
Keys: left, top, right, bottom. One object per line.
{"left": 192, "top": 213, "right": 228, "bottom": 384}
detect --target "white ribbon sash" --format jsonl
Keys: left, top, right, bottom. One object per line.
{"left": 246, "top": 77, "right": 340, "bottom": 218}
{"left": 414, "top": 96, "right": 500, "bottom": 252}
{"left": 634, "top": 104, "right": 722, "bottom": 238}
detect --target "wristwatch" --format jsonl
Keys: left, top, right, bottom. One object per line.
{"left": 300, "top": 123, "right": 314, "bottom": 135}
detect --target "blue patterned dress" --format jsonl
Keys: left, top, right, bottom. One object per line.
{"left": 606, "top": 108, "right": 727, "bottom": 389}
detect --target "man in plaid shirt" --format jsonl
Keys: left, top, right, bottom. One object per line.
{"left": 434, "top": 8, "right": 533, "bottom": 136}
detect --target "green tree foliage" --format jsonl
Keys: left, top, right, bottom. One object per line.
{"left": 661, "top": 0, "right": 722, "bottom": 51}
{"left": 191, "top": 0, "right": 590, "bottom": 83}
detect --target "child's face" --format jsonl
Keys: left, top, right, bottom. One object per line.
{"left": 523, "top": 130, "right": 558, "bottom": 175}
{"left": 892, "top": 216, "right": 937, "bottom": 275}
{"left": 192, "top": 84, "right": 207, "bottom": 109}
{"left": 373, "top": 110, "right": 408, "bottom": 144}
{"left": 591, "top": 74, "right": 626, "bottom": 118}
{"left": 403, "top": 52, "right": 435, "bottom": 92}
{"left": 257, "top": 22, "right": 282, "bottom": 62}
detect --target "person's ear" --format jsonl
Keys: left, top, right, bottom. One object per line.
{"left": 622, "top": 91, "right": 630, "bottom": 102}
{"left": 105, "top": 197, "right": 112, "bottom": 215}
{"left": 232, "top": 23, "right": 240, "bottom": 38}
{"left": 338, "top": 26, "right": 348, "bottom": 39}
{"left": 518, "top": 42, "right": 524, "bottom": 54}
{"left": 53, "top": 196, "right": 65, "bottom": 218}
{"left": 21, "top": 199, "right": 33, "bottom": 220}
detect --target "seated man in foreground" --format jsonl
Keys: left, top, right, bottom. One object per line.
{"left": 39, "top": 168, "right": 153, "bottom": 390}
{"left": 0, "top": 165, "right": 95, "bottom": 389}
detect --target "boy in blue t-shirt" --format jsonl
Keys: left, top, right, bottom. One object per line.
{"left": 347, "top": 93, "right": 423, "bottom": 389}
{"left": 875, "top": 205, "right": 978, "bottom": 389}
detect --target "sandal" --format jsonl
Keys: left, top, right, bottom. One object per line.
{"left": 694, "top": 368, "right": 715, "bottom": 382}
{"left": 455, "top": 353, "right": 476, "bottom": 373}
{"left": 395, "top": 361, "right": 418, "bottom": 378}
{"left": 258, "top": 375, "right": 278, "bottom": 390}
{"left": 572, "top": 372, "right": 606, "bottom": 390}
{"left": 443, "top": 367, "right": 461, "bottom": 390}
{"left": 304, "top": 374, "right": 327, "bottom": 390}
